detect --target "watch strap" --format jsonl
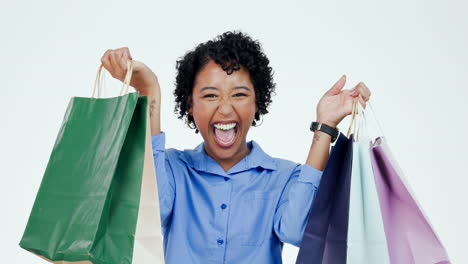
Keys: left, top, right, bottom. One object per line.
{"left": 310, "top": 121, "right": 339, "bottom": 143}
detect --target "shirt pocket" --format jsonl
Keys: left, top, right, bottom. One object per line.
{"left": 241, "top": 190, "right": 277, "bottom": 246}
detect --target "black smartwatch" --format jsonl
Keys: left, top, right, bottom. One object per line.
{"left": 310, "top": 121, "right": 339, "bottom": 143}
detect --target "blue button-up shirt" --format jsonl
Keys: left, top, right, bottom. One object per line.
{"left": 152, "top": 132, "right": 323, "bottom": 264}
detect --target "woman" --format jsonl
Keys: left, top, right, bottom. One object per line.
{"left": 101, "top": 31, "right": 371, "bottom": 264}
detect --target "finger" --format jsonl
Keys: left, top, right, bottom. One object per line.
{"left": 122, "top": 46, "right": 133, "bottom": 60}
{"left": 345, "top": 95, "right": 355, "bottom": 115}
{"left": 326, "top": 74, "right": 347, "bottom": 95}
{"left": 358, "top": 94, "right": 367, "bottom": 109}
{"left": 352, "top": 82, "right": 371, "bottom": 101}
{"left": 109, "top": 51, "right": 125, "bottom": 78}
{"left": 101, "top": 49, "right": 112, "bottom": 69}
{"left": 100, "top": 49, "right": 111, "bottom": 63}
{"left": 343, "top": 89, "right": 354, "bottom": 96}
{"left": 116, "top": 47, "right": 129, "bottom": 72}
{"left": 118, "top": 47, "right": 133, "bottom": 74}
{"left": 357, "top": 82, "right": 371, "bottom": 101}
{"left": 361, "top": 82, "right": 372, "bottom": 100}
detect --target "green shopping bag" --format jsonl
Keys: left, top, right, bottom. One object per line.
{"left": 19, "top": 61, "right": 165, "bottom": 263}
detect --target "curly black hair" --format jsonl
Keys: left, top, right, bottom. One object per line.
{"left": 174, "top": 31, "right": 276, "bottom": 132}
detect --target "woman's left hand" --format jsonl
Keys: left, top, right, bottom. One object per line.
{"left": 316, "top": 75, "right": 371, "bottom": 127}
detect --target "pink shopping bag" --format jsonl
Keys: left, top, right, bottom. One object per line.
{"left": 370, "top": 137, "right": 450, "bottom": 264}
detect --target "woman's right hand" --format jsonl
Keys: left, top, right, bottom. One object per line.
{"left": 100, "top": 47, "right": 160, "bottom": 97}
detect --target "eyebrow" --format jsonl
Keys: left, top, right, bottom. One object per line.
{"left": 234, "top": 86, "right": 251, "bottom": 91}
{"left": 199, "top": 86, "right": 251, "bottom": 92}
{"left": 200, "top": 86, "right": 217, "bottom": 92}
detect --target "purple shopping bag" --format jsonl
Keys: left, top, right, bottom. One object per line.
{"left": 370, "top": 137, "right": 450, "bottom": 264}
{"left": 296, "top": 133, "right": 353, "bottom": 264}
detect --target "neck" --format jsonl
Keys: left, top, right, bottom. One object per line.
{"left": 206, "top": 142, "right": 251, "bottom": 172}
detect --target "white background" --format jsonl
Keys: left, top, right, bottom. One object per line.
{"left": 1, "top": 0, "right": 467, "bottom": 263}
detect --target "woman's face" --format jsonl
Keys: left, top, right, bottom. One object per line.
{"left": 190, "top": 60, "right": 256, "bottom": 167}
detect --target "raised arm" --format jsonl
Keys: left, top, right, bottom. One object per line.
{"left": 307, "top": 75, "right": 371, "bottom": 170}
{"left": 100, "top": 47, "right": 161, "bottom": 135}
{"left": 100, "top": 48, "right": 175, "bottom": 228}
{"left": 273, "top": 76, "right": 372, "bottom": 246}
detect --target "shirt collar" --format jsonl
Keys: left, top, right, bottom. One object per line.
{"left": 178, "top": 140, "right": 277, "bottom": 176}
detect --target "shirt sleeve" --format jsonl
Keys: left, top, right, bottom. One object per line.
{"left": 273, "top": 163, "right": 322, "bottom": 247}
{"left": 151, "top": 132, "right": 176, "bottom": 229}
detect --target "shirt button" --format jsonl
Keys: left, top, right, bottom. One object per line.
{"left": 224, "top": 177, "right": 229, "bottom": 181}
{"left": 217, "top": 239, "right": 224, "bottom": 245}
{"left": 220, "top": 204, "right": 227, "bottom": 210}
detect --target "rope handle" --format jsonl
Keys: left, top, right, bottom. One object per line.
{"left": 346, "top": 95, "right": 386, "bottom": 142}
{"left": 367, "top": 101, "right": 386, "bottom": 139}
{"left": 347, "top": 97, "right": 359, "bottom": 138}
{"left": 92, "top": 60, "right": 134, "bottom": 98}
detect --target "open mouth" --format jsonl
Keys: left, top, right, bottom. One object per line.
{"left": 212, "top": 122, "right": 238, "bottom": 148}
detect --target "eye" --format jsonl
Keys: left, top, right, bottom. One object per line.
{"left": 203, "top": 94, "right": 217, "bottom": 98}
{"left": 233, "top": 93, "right": 247, "bottom": 97}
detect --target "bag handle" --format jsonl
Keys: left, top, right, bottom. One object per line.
{"left": 366, "top": 101, "right": 386, "bottom": 139}
{"left": 347, "top": 97, "right": 359, "bottom": 138}
{"left": 92, "top": 60, "right": 134, "bottom": 98}
{"left": 348, "top": 96, "right": 387, "bottom": 142}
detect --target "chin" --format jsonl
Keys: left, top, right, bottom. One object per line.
{"left": 209, "top": 135, "right": 243, "bottom": 159}
{"left": 202, "top": 126, "right": 249, "bottom": 161}
{"left": 210, "top": 148, "right": 238, "bottom": 161}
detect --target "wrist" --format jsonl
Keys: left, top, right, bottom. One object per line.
{"left": 139, "top": 84, "right": 161, "bottom": 98}
{"left": 131, "top": 64, "right": 160, "bottom": 95}
{"left": 310, "top": 121, "right": 339, "bottom": 143}
{"left": 315, "top": 118, "right": 337, "bottom": 128}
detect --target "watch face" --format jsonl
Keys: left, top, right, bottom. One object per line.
{"left": 310, "top": 122, "right": 318, "bottom": 131}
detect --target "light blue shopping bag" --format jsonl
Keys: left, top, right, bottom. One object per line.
{"left": 346, "top": 138, "right": 390, "bottom": 263}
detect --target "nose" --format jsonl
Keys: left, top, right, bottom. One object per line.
{"left": 216, "top": 97, "right": 235, "bottom": 116}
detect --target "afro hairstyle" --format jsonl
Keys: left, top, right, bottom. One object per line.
{"left": 173, "top": 31, "right": 276, "bottom": 132}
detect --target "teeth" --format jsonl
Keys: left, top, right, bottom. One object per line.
{"left": 214, "top": 123, "right": 236, "bottom": 130}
